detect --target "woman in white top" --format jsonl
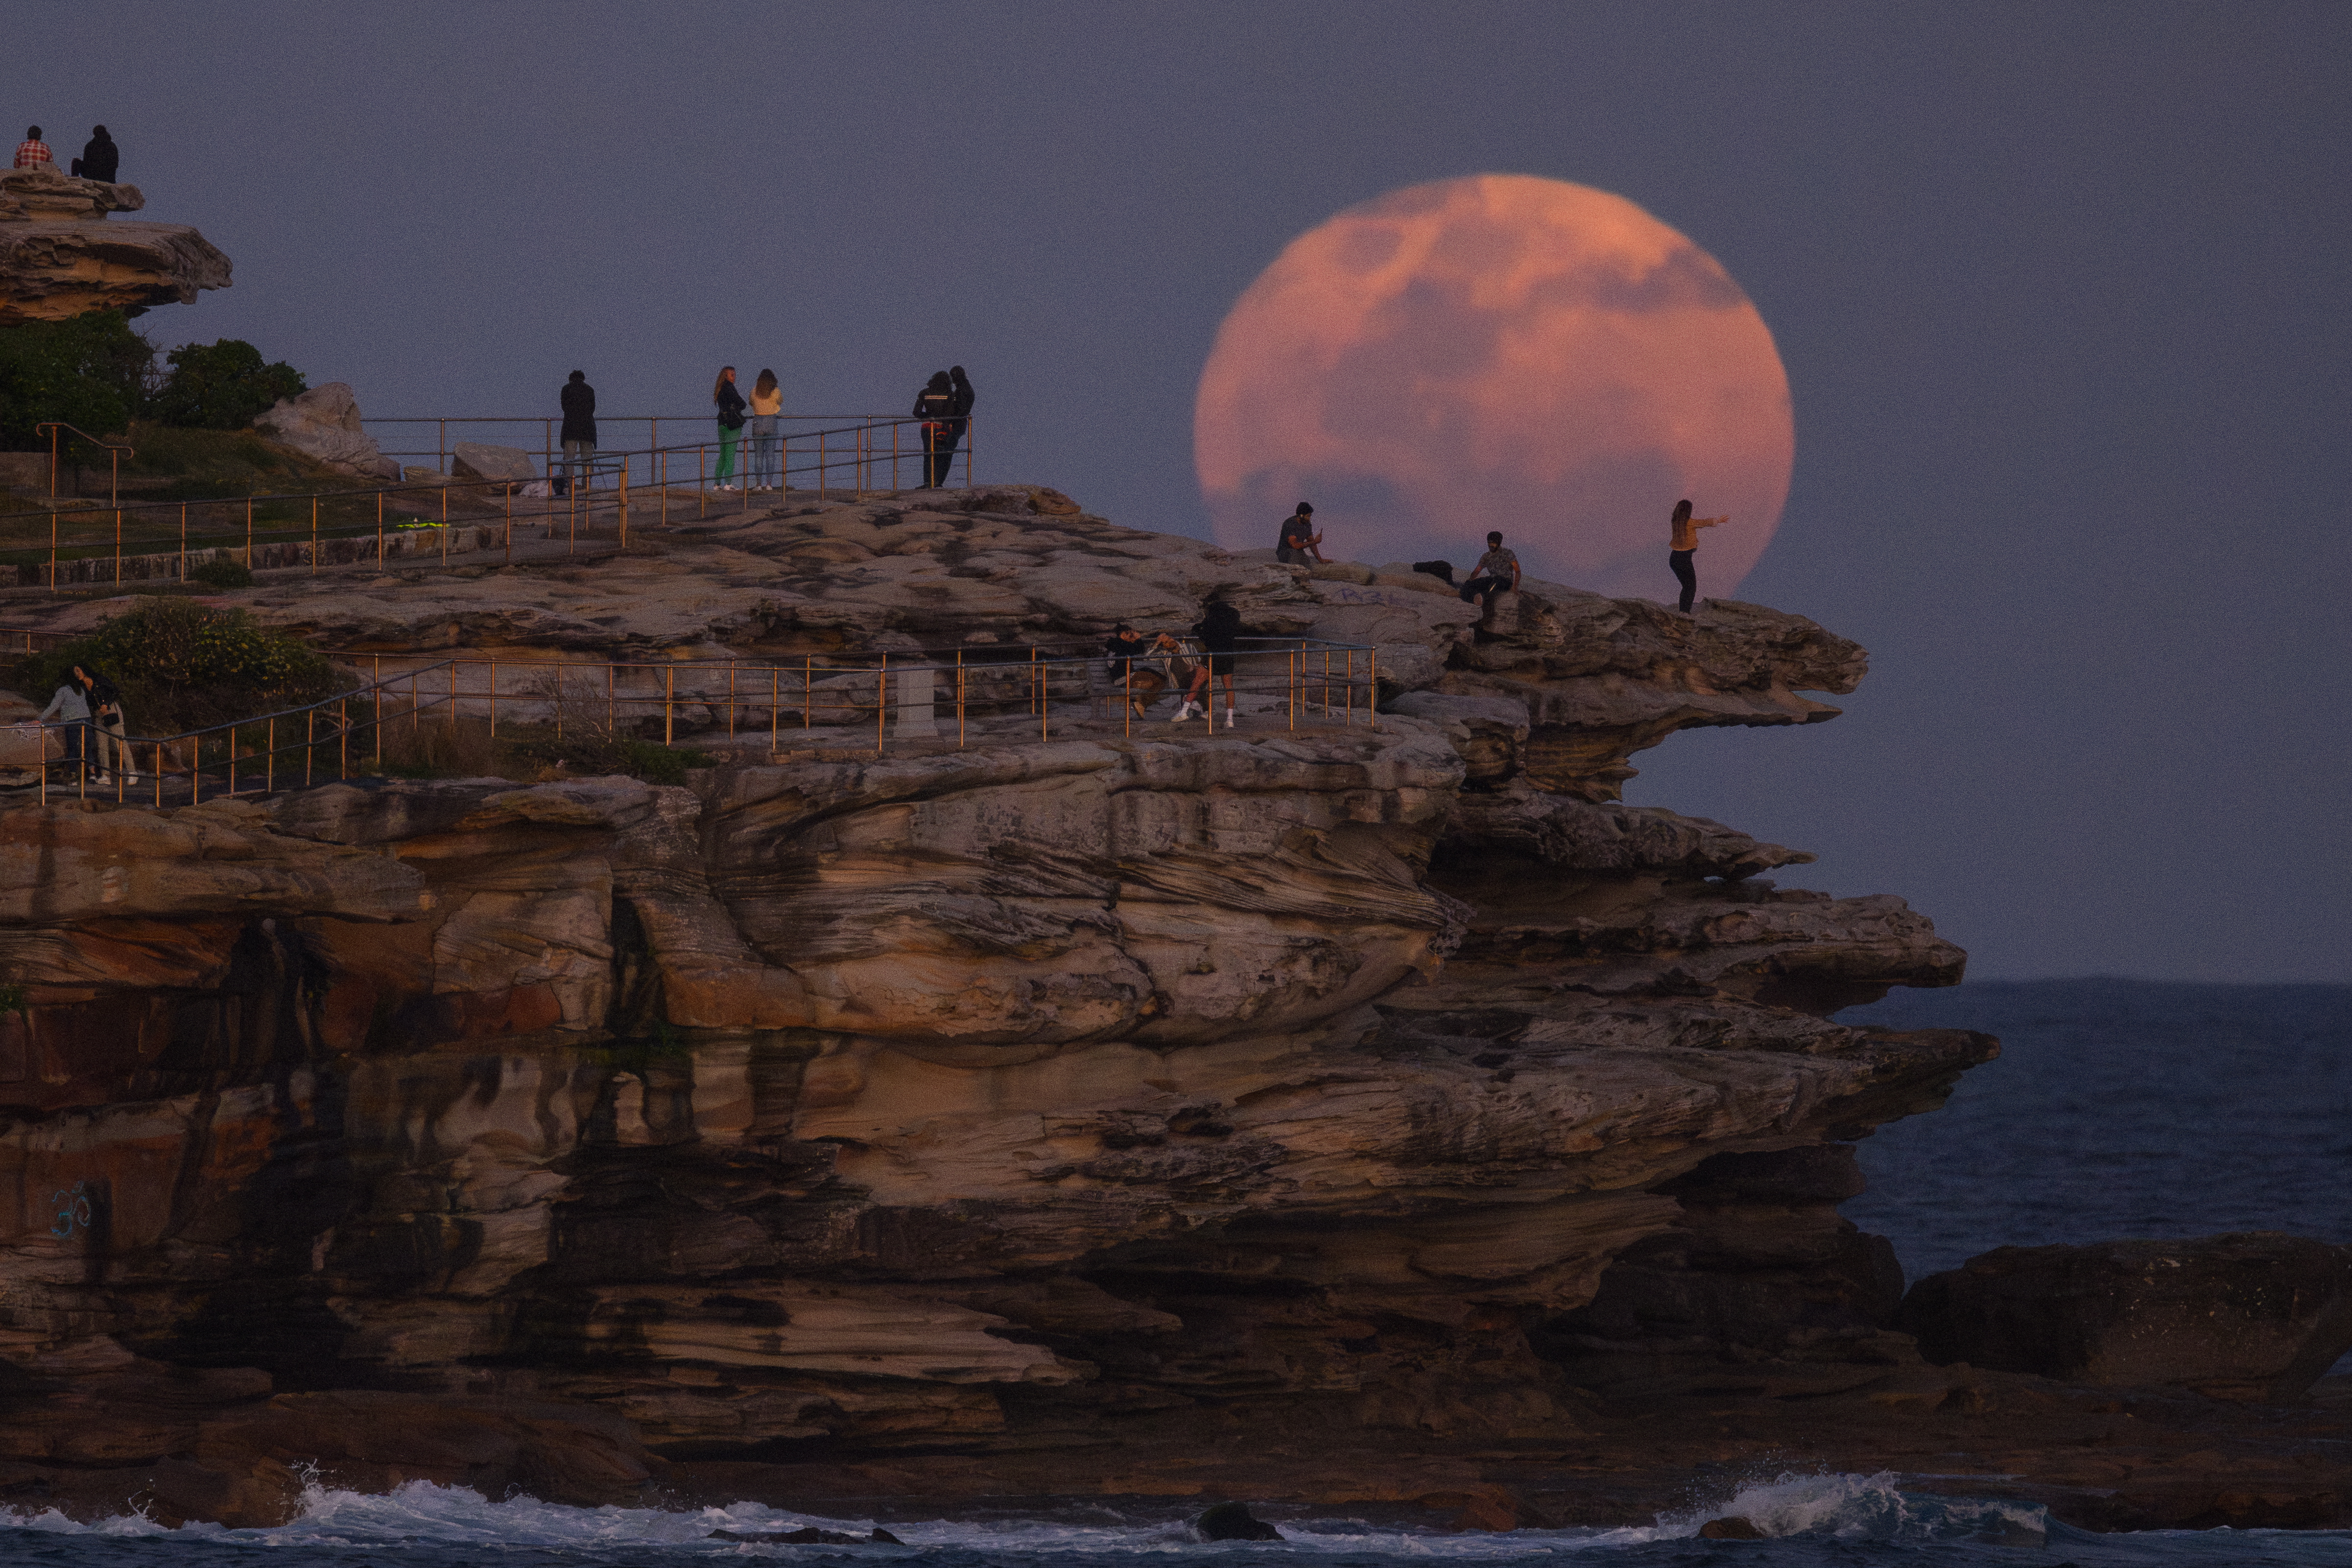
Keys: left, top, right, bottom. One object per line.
{"left": 748, "top": 369, "right": 783, "bottom": 493}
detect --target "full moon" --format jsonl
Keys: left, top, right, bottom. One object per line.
{"left": 1194, "top": 174, "right": 1793, "bottom": 601}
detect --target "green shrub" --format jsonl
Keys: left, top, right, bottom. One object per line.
{"left": 0, "top": 310, "right": 152, "bottom": 451}
{"left": 14, "top": 596, "right": 342, "bottom": 736}
{"left": 149, "top": 339, "right": 306, "bottom": 430}
{"left": 189, "top": 557, "right": 255, "bottom": 589}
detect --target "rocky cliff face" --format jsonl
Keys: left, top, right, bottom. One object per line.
{"left": 0, "top": 167, "right": 230, "bottom": 324}
{"left": 6, "top": 488, "right": 2335, "bottom": 1535}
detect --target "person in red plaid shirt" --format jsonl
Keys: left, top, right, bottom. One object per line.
{"left": 14, "top": 125, "right": 54, "bottom": 168}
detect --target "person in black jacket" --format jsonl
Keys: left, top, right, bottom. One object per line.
{"left": 936, "top": 365, "right": 974, "bottom": 483}
{"left": 712, "top": 366, "right": 746, "bottom": 490}
{"left": 559, "top": 371, "right": 596, "bottom": 493}
{"left": 914, "top": 371, "right": 956, "bottom": 487}
{"left": 70, "top": 125, "right": 117, "bottom": 182}
{"left": 1180, "top": 597, "right": 1244, "bottom": 729}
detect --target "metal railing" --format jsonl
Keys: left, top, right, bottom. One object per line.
{"left": 362, "top": 411, "right": 974, "bottom": 496}
{"left": 1, "top": 412, "right": 973, "bottom": 591}
{"left": 4, "top": 638, "right": 1379, "bottom": 806}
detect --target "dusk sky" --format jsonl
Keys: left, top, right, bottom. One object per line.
{"left": 9, "top": 2, "right": 2346, "bottom": 981}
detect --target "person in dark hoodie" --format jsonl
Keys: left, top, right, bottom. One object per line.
{"left": 937, "top": 364, "right": 974, "bottom": 483}
{"left": 1179, "top": 596, "right": 1244, "bottom": 729}
{"left": 914, "top": 371, "right": 956, "bottom": 487}
{"left": 70, "top": 125, "right": 118, "bottom": 182}
{"left": 712, "top": 366, "right": 746, "bottom": 491}
{"left": 559, "top": 370, "right": 596, "bottom": 493}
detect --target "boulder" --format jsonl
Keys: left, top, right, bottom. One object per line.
{"left": 450, "top": 442, "right": 538, "bottom": 485}
{"left": 254, "top": 383, "right": 401, "bottom": 480}
{"left": 1899, "top": 1233, "right": 2352, "bottom": 1402}
{"left": 1195, "top": 1502, "right": 1283, "bottom": 1541}
{"left": 0, "top": 164, "right": 145, "bottom": 221}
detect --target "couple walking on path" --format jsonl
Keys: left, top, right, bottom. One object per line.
{"left": 710, "top": 367, "right": 785, "bottom": 492}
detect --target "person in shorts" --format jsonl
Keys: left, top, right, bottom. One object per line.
{"left": 1182, "top": 597, "right": 1244, "bottom": 728}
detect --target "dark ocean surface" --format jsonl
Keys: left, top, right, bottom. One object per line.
{"left": 8, "top": 981, "right": 2350, "bottom": 1565}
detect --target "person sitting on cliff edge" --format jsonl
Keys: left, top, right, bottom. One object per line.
{"left": 14, "top": 126, "right": 53, "bottom": 169}
{"left": 70, "top": 125, "right": 117, "bottom": 182}
{"left": 1459, "top": 531, "right": 1520, "bottom": 611}
{"left": 1275, "top": 502, "right": 1324, "bottom": 566}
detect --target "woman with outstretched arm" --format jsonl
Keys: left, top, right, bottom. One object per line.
{"left": 1667, "top": 498, "right": 1729, "bottom": 614}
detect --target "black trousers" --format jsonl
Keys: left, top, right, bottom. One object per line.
{"left": 926, "top": 428, "right": 963, "bottom": 487}
{"left": 1460, "top": 574, "right": 1512, "bottom": 607}
{"left": 1669, "top": 549, "right": 1698, "bottom": 612}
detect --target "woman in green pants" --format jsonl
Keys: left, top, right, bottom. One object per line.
{"left": 712, "top": 366, "right": 746, "bottom": 490}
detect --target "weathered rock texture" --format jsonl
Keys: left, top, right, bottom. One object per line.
{"left": 252, "top": 383, "right": 402, "bottom": 480}
{"left": 1901, "top": 1235, "right": 2352, "bottom": 1402}
{"left": 2, "top": 489, "right": 2343, "bottom": 1534}
{"left": 0, "top": 166, "right": 231, "bottom": 324}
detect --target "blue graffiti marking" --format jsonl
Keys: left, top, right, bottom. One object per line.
{"left": 49, "top": 1180, "right": 92, "bottom": 1239}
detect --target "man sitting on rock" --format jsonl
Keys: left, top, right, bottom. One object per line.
{"left": 14, "top": 126, "right": 52, "bottom": 169}
{"left": 1459, "top": 531, "right": 1520, "bottom": 609}
{"left": 70, "top": 125, "right": 116, "bottom": 183}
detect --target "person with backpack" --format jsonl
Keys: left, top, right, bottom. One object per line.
{"left": 1275, "top": 502, "right": 1323, "bottom": 566}
{"left": 939, "top": 364, "right": 974, "bottom": 483}
{"left": 76, "top": 665, "right": 134, "bottom": 784}
{"left": 712, "top": 366, "right": 746, "bottom": 491}
{"left": 913, "top": 371, "right": 956, "bottom": 487}
{"left": 559, "top": 370, "right": 596, "bottom": 493}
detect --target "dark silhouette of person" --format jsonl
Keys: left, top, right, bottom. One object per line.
{"left": 1185, "top": 597, "right": 1244, "bottom": 729}
{"left": 914, "top": 371, "right": 956, "bottom": 487}
{"left": 1275, "top": 502, "right": 1322, "bottom": 565}
{"left": 1666, "top": 498, "right": 1728, "bottom": 613}
{"left": 933, "top": 364, "right": 973, "bottom": 483}
{"left": 559, "top": 370, "right": 597, "bottom": 492}
{"left": 70, "top": 125, "right": 117, "bottom": 182}
{"left": 1459, "top": 531, "right": 1520, "bottom": 609}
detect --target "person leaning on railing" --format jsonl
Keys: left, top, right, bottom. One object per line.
{"left": 748, "top": 369, "right": 782, "bottom": 493}
{"left": 35, "top": 670, "right": 90, "bottom": 781}
{"left": 77, "top": 665, "right": 134, "bottom": 784}
{"left": 560, "top": 371, "right": 597, "bottom": 493}
{"left": 712, "top": 367, "right": 746, "bottom": 491}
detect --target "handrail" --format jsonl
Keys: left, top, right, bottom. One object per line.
{"left": 5, "top": 638, "right": 1380, "bottom": 807}
{"left": 0, "top": 411, "right": 975, "bottom": 590}
{"left": 32, "top": 422, "right": 135, "bottom": 507}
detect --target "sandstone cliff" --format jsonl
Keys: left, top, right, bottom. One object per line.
{"left": 3, "top": 488, "right": 2334, "bottom": 1535}
{"left": 0, "top": 166, "right": 231, "bottom": 324}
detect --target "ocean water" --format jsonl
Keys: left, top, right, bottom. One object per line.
{"left": 10, "top": 981, "right": 2351, "bottom": 1564}
{"left": 1837, "top": 979, "right": 2352, "bottom": 1279}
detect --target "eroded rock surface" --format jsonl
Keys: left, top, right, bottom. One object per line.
{"left": 3, "top": 495, "right": 2340, "bottom": 1533}
{"left": 0, "top": 166, "right": 231, "bottom": 323}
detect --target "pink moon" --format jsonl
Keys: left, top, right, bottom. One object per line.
{"left": 1193, "top": 174, "right": 1793, "bottom": 601}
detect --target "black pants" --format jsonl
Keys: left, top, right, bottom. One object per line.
{"left": 926, "top": 428, "right": 962, "bottom": 487}
{"left": 1460, "top": 574, "right": 1512, "bottom": 607}
{"left": 1669, "top": 549, "right": 1698, "bottom": 612}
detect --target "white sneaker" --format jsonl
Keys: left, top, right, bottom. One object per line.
{"left": 1223, "top": 713, "right": 1235, "bottom": 729}
{"left": 1172, "top": 703, "right": 1193, "bottom": 722}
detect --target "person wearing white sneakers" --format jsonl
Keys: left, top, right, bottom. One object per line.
{"left": 748, "top": 369, "right": 782, "bottom": 491}
{"left": 711, "top": 366, "right": 745, "bottom": 491}
{"left": 1183, "top": 596, "right": 1244, "bottom": 729}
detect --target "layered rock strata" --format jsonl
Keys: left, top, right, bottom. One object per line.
{"left": 4, "top": 489, "right": 2342, "bottom": 1534}
{"left": 0, "top": 166, "right": 231, "bottom": 323}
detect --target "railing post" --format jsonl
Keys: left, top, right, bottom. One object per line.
{"left": 114, "top": 508, "right": 121, "bottom": 585}
{"left": 618, "top": 461, "right": 628, "bottom": 549}
{"left": 179, "top": 502, "right": 187, "bottom": 580}
{"left": 310, "top": 495, "right": 319, "bottom": 573}
{"left": 877, "top": 655, "right": 887, "bottom": 756}
{"left": 664, "top": 664, "right": 674, "bottom": 746}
